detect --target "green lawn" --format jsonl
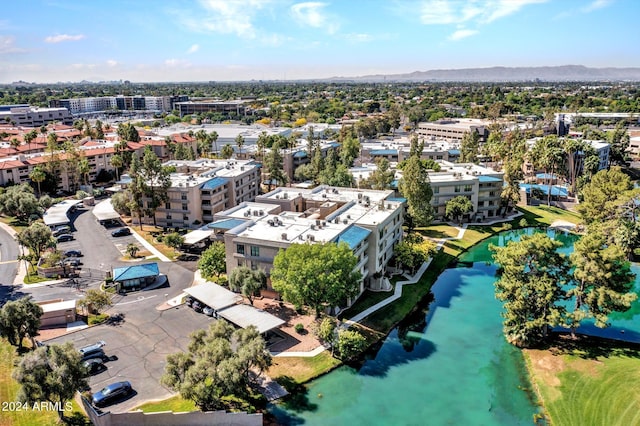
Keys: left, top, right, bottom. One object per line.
{"left": 136, "top": 395, "right": 197, "bottom": 413}
{"left": 516, "top": 205, "right": 582, "bottom": 227}
{"left": 0, "top": 339, "right": 89, "bottom": 426}
{"left": 526, "top": 339, "right": 640, "bottom": 426}
{"left": 268, "top": 351, "right": 341, "bottom": 384}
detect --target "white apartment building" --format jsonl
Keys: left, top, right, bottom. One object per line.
{"left": 0, "top": 107, "right": 73, "bottom": 127}
{"left": 416, "top": 119, "right": 490, "bottom": 143}
{"left": 207, "top": 186, "right": 405, "bottom": 308}
{"left": 139, "top": 159, "right": 261, "bottom": 229}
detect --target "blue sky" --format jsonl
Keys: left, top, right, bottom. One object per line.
{"left": 0, "top": 0, "right": 637, "bottom": 83}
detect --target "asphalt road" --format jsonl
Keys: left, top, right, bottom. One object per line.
{"left": 22, "top": 200, "right": 210, "bottom": 412}
{"left": 0, "top": 223, "right": 20, "bottom": 305}
{"left": 46, "top": 303, "right": 217, "bottom": 412}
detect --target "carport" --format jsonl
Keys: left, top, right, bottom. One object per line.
{"left": 183, "top": 283, "right": 242, "bottom": 311}
{"left": 217, "top": 304, "right": 285, "bottom": 334}
{"left": 183, "top": 229, "right": 214, "bottom": 246}
{"left": 43, "top": 200, "right": 80, "bottom": 228}
{"left": 93, "top": 199, "right": 121, "bottom": 223}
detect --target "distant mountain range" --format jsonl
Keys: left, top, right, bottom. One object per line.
{"left": 329, "top": 65, "right": 640, "bottom": 82}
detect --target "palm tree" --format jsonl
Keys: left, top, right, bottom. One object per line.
{"left": 78, "top": 157, "right": 90, "bottom": 186}
{"left": 24, "top": 129, "right": 37, "bottom": 152}
{"left": 235, "top": 134, "right": 245, "bottom": 157}
{"left": 530, "top": 135, "right": 563, "bottom": 206}
{"left": 9, "top": 137, "right": 20, "bottom": 149}
{"left": 29, "top": 166, "right": 46, "bottom": 196}
{"left": 210, "top": 131, "right": 219, "bottom": 157}
{"left": 110, "top": 154, "right": 123, "bottom": 181}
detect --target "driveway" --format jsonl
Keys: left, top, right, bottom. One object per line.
{"left": 45, "top": 302, "right": 216, "bottom": 412}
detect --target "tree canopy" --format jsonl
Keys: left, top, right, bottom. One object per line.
{"left": 198, "top": 242, "right": 227, "bottom": 280}
{"left": 577, "top": 167, "right": 633, "bottom": 224}
{"left": 0, "top": 296, "right": 43, "bottom": 351}
{"left": 161, "top": 321, "right": 271, "bottom": 411}
{"left": 445, "top": 196, "right": 474, "bottom": 224}
{"left": 398, "top": 156, "right": 434, "bottom": 227}
{"left": 228, "top": 266, "right": 266, "bottom": 306}
{"left": 271, "top": 242, "right": 362, "bottom": 317}
{"left": 13, "top": 342, "right": 88, "bottom": 420}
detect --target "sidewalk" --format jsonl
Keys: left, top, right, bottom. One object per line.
{"left": 129, "top": 228, "right": 171, "bottom": 262}
{"left": 0, "top": 220, "right": 28, "bottom": 286}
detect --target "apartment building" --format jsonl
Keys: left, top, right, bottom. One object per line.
{"left": 207, "top": 186, "right": 404, "bottom": 309}
{"left": 174, "top": 100, "right": 250, "bottom": 118}
{"left": 426, "top": 162, "right": 504, "bottom": 222}
{"left": 351, "top": 160, "right": 504, "bottom": 222}
{"left": 0, "top": 139, "right": 146, "bottom": 191}
{"left": 0, "top": 107, "right": 73, "bottom": 127}
{"left": 138, "top": 159, "right": 261, "bottom": 229}
{"left": 416, "top": 119, "right": 490, "bottom": 143}
{"left": 50, "top": 95, "right": 187, "bottom": 114}
{"left": 360, "top": 138, "right": 461, "bottom": 164}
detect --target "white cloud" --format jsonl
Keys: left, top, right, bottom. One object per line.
{"left": 419, "top": 0, "right": 548, "bottom": 25}
{"left": 187, "top": 44, "right": 200, "bottom": 54}
{"left": 0, "top": 35, "right": 26, "bottom": 54}
{"left": 44, "top": 34, "right": 85, "bottom": 43}
{"left": 290, "top": 2, "right": 339, "bottom": 34}
{"left": 582, "top": 0, "right": 613, "bottom": 13}
{"left": 344, "top": 33, "right": 374, "bottom": 43}
{"left": 106, "top": 59, "right": 118, "bottom": 67}
{"left": 449, "top": 29, "right": 479, "bottom": 40}
{"left": 178, "top": 0, "right": 272, "bottom": 39}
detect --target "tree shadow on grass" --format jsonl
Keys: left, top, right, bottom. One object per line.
{"left": 544, "top": 333, "right": 640, "bottom": 360}
{"left": 62, "top": 412, "right": 92, "bottom": 426}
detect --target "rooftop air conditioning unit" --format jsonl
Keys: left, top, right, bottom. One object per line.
{"left": 343, "top": 219, "right": 348, "bottom": 224}
{"left": 281, "top": 233, "right": 287, "bottom": 240}
{"left": 268, "top": 219, "right": 274, "bottom": 226}
{"left": 276, "top": 195, "right": 280, "bottom": 199}
{"left": 259, "top": 210, "right": 264, "bottom": 216}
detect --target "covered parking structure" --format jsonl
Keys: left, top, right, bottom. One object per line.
{"left": 92, "top": 199, "right": 122, "bottom": 224}
{"left": 43, "top": 200, "right": 81, "bottom": 228}
{"left": 217, "top": 304, "right": 285, "bottom": 334}
{"left": 184, "top": 283, "right": 284, "bottom": 334}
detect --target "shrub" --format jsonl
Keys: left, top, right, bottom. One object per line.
{"left": 294, "top": 323, "right": 305, "bottom": 334}
{"left": 89, "top": 313, "right": 109, "bottom": 325}
{"left": 519, "top": 218, "right": 528, "bottom": 228}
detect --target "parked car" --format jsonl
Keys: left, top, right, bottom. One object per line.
{"left": 64, "top": 250, "right": 83, "bottom": 257}
{"left": 102, "top": 219, "right": 122, "bottom": 228}
{"left": 81, "top": 349, "right": 106, "bottom": 362}
{"left": 53, "top": 226, "right": 72, "bottom": 237}
{"left": 83, "top": 358, "right": 106, "bottom": 375}
{"left": 202, "top": 306, "right": 215, "bottom": 317}
{"left": 191, "top": 301, "right": 203, "bottom": 313}
{"left": 62, "top": 258, "right": 81, "bottom": 267}
{"left": 91, "top": 381, "right": 132, "bottom": 407}
{"left": 184, "top": 296, "right": 194, "bottom": 307}
{"left": 56, "top": 234, "right": 74, "bottom": 243}
{"left": 79, "top": 341, "right": 106, "bottom": 358}
{"left": 111, "top": 228, "right": 131, "bottom": 237}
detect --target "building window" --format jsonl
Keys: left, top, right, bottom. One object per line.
{"left": 182, "top": 204, "right": 188, "bottom": 211}
{"left": 433, "top": 187, "right": 439, "bottom": 194}
{"left": 237, "top": 244, "right": 245, "bottom": 255}
{"left": 165, "top": 202, "right": 170, "bottom": 209}
{"left": 464, "top": 185, "right": 472, "bottom": 192}
{"left": 181, "top": 194, "right": 187, "bottom": 200}
{"left": 454, "top": 186, "right": 461, "bottom": 193}
{"left": 250, "top": 246, "right": 260, "bottom": 257}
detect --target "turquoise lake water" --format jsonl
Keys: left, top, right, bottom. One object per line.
{"left": 271, "top": 228, "right": 640, "bottom": 425}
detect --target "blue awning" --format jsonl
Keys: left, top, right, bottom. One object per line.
{"left": 336, "top": 226, "right": 371, "bottom": 250}
{"left": 448, "top": 149, "right": 460, "bottom": 155}
{"left": 370, "top": 149, "right": 398, "bottom": 156}
{"left": 387, "top": 197, "right": 407, "bottom": 203}
{"left": 112, "top": 262, "right": 159, "bottom": 282}
{"left": 293, "top": 151, "right": 308, "bottom": 158}
{"left": 536, "top": 173, "right": 558, "bottom": 179}
{"left": 478, "top": 175, "right": 502, "bottom": 183}
{"left": 201, "top": 177, "right": 228, "bottom": 190}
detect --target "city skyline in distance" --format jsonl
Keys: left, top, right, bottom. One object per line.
{"left": 1, "top": 0, "right": 638, "bottom": 84}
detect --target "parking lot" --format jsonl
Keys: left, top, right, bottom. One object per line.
{"left": 46, "top": 301, "right": 216, "bottom": 412}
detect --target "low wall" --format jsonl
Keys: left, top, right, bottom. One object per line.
{"left": 81, "top": 396, "right": 262, "bottom": 426}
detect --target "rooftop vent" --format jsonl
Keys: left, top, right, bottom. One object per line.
{"left": 281, "top": 233, "right": 287, "bottom": 240}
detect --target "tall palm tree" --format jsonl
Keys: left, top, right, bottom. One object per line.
{"left": 78, "top": 157, "right": 90, "bottom": 186}
{"left": 210, "top": 131, "right": 219, "bottom": 157}
{"left": 29, "top": 166, "right": 46, "bottom": 196}
{"left": 235, "top": 134, "right": 245, "bottom": 157}
{"left": 110, "top": 154, "right": 123, "bottom": 181}
{"left": 23, "top": 129, "right": 37, "bottom": 152}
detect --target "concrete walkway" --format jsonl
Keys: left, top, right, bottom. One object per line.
{"left": 130, "top": 228, "right": 171, "bottom": 262}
